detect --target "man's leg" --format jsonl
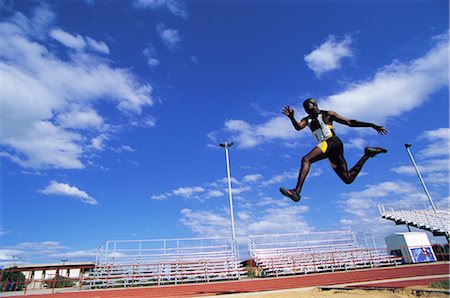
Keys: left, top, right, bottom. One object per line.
{"left": 294, "top": 146, "right": 326, "bottom": 194}
{"left": 332, "top": 155, "right": 368, "bottom": 184}
{"left": 332, "top": 147, "right": 387, "bottom": 184}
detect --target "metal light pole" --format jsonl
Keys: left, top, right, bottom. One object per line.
{"left": 219, "top": 141, "right": 237, "bottom": 257}
{"left": 404, "top": 144, "right": 437, "bottom": 213}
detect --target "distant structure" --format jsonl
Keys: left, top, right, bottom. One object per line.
{"left": 378, "top": 144, "right": 450, "bottom": 242}
{"left": 385, "top": 232, "right": 437, "bottom": 264}
{"left": 378, "top": 203, "right": 450, "bottom": 241}
{"left": 88, "top": 237, "right": 245, "bottom": 288}
{"left": 248, "top": 230, "right": 401, "bottom": 277}
{"left": 3, "top": 262, "right": 95, "bottom": 291}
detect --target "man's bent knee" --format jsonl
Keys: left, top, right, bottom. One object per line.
{"left": 343, "top": 178, "right": 353, "bottom": 185}
{"left": 302, "top": 156, "right": 311, "bottom": 164}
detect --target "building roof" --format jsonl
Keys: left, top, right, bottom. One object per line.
{"left": 5, "top": 262, "right": 95, "bottom": 271}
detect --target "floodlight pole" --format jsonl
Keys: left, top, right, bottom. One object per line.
{"left": 404, "top": 144, "right": 437, "bottom": 213}
{"left": 219, "top": 141, "right": 237, "bottom": 257}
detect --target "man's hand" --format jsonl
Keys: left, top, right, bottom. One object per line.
{"left": 282, "top": 105, "right": 294, "bottom": 118}
{"left": 373, "top": 124, "right": 388, "bottom": 135}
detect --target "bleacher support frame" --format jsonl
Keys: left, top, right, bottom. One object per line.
{"left": 378, "top": 203, "right": 450, "bottom": 241}
{"left": 87, "top": 237, "right": 246, "bottom": 288}
{"left": 248, "top": 230, "right": 402, "bottom": 277}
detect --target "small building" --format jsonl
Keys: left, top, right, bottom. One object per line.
{"left": 4, "top": 262, "right": 95, "bottom": 290}
{"left": 385, "top": 232, "right": 436, "bottom": 264}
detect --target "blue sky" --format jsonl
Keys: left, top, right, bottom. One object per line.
{"left": 0, "top": 0, "right": 448, "bottom": 266}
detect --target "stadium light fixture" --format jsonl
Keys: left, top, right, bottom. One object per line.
{"left": 219, "top": 141, "right": 237, "bottom": 257}
{"left": 404, "top": 143, "right": 437, "bottom": 213}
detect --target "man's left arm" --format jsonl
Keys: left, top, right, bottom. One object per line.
{"left": 328, "top": 111, "right": 388, "bottom": 135}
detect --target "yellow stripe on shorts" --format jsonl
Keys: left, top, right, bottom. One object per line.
{"left": 317, "top": 140, "right": 328, "bottom": 153}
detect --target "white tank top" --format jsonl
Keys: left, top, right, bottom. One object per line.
{"left": 307, "top": 113, "right": 334, "bottom": 143}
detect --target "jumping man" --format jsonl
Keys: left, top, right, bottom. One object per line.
{"left": 279, "top": 98, "right": 388, "bottom": 202}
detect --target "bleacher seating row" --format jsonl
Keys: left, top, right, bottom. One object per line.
{"left": 378, "top": 204, "right": 450, "bottom": 237}
{"left": 248, "top": 231, "right": 402, "bottom": 277}
{"left": 86, "top": 231, "right": 406, "bottom": 287}
{"left": 87, "top": 237, "right": 246, "bottom": 288}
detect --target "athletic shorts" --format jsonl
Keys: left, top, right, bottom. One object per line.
{"left": 317, "top": 136, "right": 345, "bottom": 167}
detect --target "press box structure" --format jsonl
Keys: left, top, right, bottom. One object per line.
{"left": 385, "top": 232, "right": 436, "bottom": 264}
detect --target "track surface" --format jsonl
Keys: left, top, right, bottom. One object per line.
{"left": 10, "top": 262, "right": 450, "bottom": 298}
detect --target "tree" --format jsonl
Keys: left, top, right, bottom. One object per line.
{"left": 0, "top": 267, "right": 26, "bottom": 291}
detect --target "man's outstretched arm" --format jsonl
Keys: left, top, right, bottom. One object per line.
{"left": 283, "top": 105, "right": 307, "bottom": 131}
{"left": 329, "top": 110, "right": 388, "bottom": 135}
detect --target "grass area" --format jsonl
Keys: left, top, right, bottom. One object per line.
{"left": 430, "top": 280, "right": 449, "bottom": 289}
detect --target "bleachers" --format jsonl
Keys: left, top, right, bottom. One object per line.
{"left": 378, "top": 203, "right": 450, "bottom": 237}
{"left": 248, "top": 231, "right": 402, "bottom": 277}
{"left": 86, "top": 237, "right": 246, "bottom": 288}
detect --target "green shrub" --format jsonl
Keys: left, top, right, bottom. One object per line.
{"left": 430, "top": 280, "right": 449, "bottom": 289}
{"left": 44, "top": 276, "right": 74, "bottom": 288}
{"left": 0, "top": 268, "right": 26, "bottom": 291}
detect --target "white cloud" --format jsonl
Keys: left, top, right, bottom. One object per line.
{"left": 50, "top": 28, "right": 85, "bottom": 50}
{"left": 304, "top": 34, "right": 353, "bottom": 77}
{"left": 152, "top": 176, "right": 246, "bottom": 201}
{"left": 143, "top": 46, "right": 160, "bottom": 67}
{"left": 114, "top": 145, "right": 136, "bottom": 153}
{"left": 417, "top": 128, "right": 450, "bottom": 158}
{"left": 392, "top": 159, "right": 449, "bottom": 175}
{"left": 56, "top": 106, "right": 107, "bottom": 130}
{"left": 391, "top": 128, "right": 449, "bottom": 185}
{"left": 341, "top": 181, "right": 418, "bottom": 201}
{"left": 151, "top": 171, "right": 291, "bottom": 203}
{"left": 0, "top": 249, "right": 25, "bottom": 267}
{"left": 173, "top": 186, "right": 205, "bottom": 198}
{"left": 180, "top": 204, "right": 310, "bottom": 239}
{"left": 346, "top": 137, "right": 367, "bottom": 151}
{"left": 246, "top": 206, "right": 310, "bottom": 235}
{"left": 133, "top": 0, "right": 187, "bottom": 18}
{"left": 15, "top": 241, "right": 68, "bottom": 251}
{"left": 223, "top": 117, "right": 298, "bottom": 149}
{"left": 50, "top": 28, "right": 110, "bottom": 54}
{"left": 0, "top": 241, "right": 96, "bottom": 265}
{"left": 89, "top": 134, "right": 108, "bottom": 151}
{"left": 321, "top": 37, "right": 448, "bottom": 124}
{"left": 243, "top": 174, "right": 263, "bottom": 183}
{"left": 254, "top": 196, "right": 289, "bottom": 208}
{"left": 2, "top": 121, "right": 84, "bottom": 169}
{"left": 150, "top": 193, "right": 169, "bottom": 201}
{"left": 40, "top": 180, "right": 98, "bottom": 205}
{"left": 214, "top": 34, "right": 448, "bottom": 149}
{"left": 0, "top": 4, "right": 154, "bottom": 170}
{"left": 338, "top": 180, "right": 429, "bottom": 237}
{"left": 207, "top": 190, "right": 224, "bottom": 198}
{"left": 8, "top": 3, "right": 56, "bottom": 39}
{"left": 157, "top": 23, "right": 180, "bottom": 50}
{"left": 179, "top": 208, "right": 230, "bottom": 237}
{"left": 261, "top": 171, "right": 298, "bottom": 187}
{"left": 424, "top": 172, "right": 450, "bottom": 185}
{"left": 48, "top": 250, "right": 97, "bottom": 260}
{"left": 86, "top": 36, "right": 110, "bottom": 54}
{"left": 437, "top": 196, "right": 450, "bottom": 209}
{"left": 0, "top": 249, "right": 24, "bottom": 262}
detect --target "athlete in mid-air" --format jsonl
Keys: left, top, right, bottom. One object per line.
{"left": 280, "top": 98, "right": 388, "bottom": 202}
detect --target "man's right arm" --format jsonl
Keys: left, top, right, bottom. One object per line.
{"left": 283, "top": 105, "right": 307, "bottom": 131}
{"left": 290, "top": 117, "right": 307, "bottom": 131}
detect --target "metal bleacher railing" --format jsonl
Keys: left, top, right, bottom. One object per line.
{"left": 248, "top": 230, "right": 402, "bottom": 277}
{"left": 86, "top": 237, "right": 246, "bottom": 288}
{"left": 378, "top": 203, "right": 450, "bottom": 238}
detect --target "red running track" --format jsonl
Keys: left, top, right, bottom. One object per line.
{"left": 349, "top": 277, "right": 448, "bottom": 288}
{"left": 18, "top": 262, "right": 449, "bottom": 298}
